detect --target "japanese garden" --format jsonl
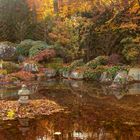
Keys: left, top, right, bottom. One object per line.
{"left": 0, "top": 0, "right": 140, "bottom": 139}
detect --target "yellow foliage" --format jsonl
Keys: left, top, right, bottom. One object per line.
{"left": 7, "top": 110, "right": 15, "bottom": 119}
{"left": 28, "top": 0, "right": 139, "bottom": 20}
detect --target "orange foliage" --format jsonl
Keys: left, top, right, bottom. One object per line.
{"left": 11, "top": 71, "right": 36, "bottom": 81}
{"left": 31, "top": 48, "right": 56, "bottom": 62}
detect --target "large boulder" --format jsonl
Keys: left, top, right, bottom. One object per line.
{"left": 128, "top": 68, "right": 140, "bottom": 81}
{"left": 110, "top": 71, "right": 128, "bottom": 89}
{"left": 45, "top": 68, "right": 57, "bottom": 78}
{"left": 100, "top": 72, "right": 113, "bottom": 83}
{"left": 23, "top": 62, "right": 39, "bottom": 73}
{"left": 62, "top": 71, "right": 70, "bottom": 79}
{"left": 0, "top": 42, "right": 16, "bottom": 60}
{"left": 113, "top": 71, "right": 128, "bottom": 85}
{"left": 70, "top": 71, "right": 84, "bottom": 80}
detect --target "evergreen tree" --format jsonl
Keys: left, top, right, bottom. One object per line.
{"left": 0, "top": 0, "right": 35, "bottom": 41}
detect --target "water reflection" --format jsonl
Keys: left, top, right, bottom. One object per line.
{"left": 0, "top": 79, "right": 140, "bottom": 140}
{"left": 0, "top": 79, "right": 140, "bottom": 100}
{"left": 0, "top": 112, "right": 139, "bottom": 140}
{"left": 18, "top": 118, "right": 30, "bottom": 136}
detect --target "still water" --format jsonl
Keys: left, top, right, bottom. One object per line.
{"left": 0, "top": 79, "right": 140, "bottom": 140}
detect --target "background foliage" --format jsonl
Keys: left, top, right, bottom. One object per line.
{"left": 0, "top": 0, "right": 140, "bottom": 63}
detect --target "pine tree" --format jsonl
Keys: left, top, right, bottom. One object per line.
{"left": 0, "top": 0, "right": 35, "bottom": 41}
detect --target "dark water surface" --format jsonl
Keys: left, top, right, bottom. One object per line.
{"left": 0, "top": 79, "right": 140, "bottom": 140}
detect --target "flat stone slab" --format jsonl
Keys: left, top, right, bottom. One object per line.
{"left": 0, "top": 99, "right": 63, "bottom": 120}
{"left": 128, "top": 68, "right": 140, "bottom": 81}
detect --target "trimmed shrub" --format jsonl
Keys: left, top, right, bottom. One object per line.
{"left": 29, "top": 42, "right": 50, "bottom": 57}
{"left": 16, "top": 39, "right": 35, "bottom": 56}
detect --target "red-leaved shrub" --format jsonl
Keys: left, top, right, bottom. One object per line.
{"left": 108, "top": 54, "right": 122, "bottom": 65}
{"left": 31, "top": 48, "right": 56, "bottom": 62}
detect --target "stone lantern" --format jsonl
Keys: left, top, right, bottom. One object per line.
{"left": 18, "top": 85, "right": 31, "bottom": 104}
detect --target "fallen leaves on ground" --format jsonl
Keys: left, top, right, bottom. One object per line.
{"left": 0, "top": 99, "right": 64, "bottom": 120}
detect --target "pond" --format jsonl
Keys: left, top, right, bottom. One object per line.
{"left": 0, "top": 79, "right": 140, "bottom": 140}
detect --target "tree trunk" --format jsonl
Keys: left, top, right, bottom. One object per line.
{"left": 138, "top": 0, "right": 140, "bottom": 6}
{"left": 53, "top": 0, "right": 59, "bottom": 13}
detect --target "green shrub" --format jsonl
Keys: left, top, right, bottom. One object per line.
{"left": 94, "top": 56, "right": 109, "bottom": 65}
{"left": 45, "top": 58, "right": 63, "bottom": 71}
{"left": 70, "top": 59, "right": 84, "bottom": 69}
{"left": 59, "top": 66, "right": 72, "bottom": 74}
{"left": 16, "top": 39, "right": 35, "bottom": 56}
{"left": 122, "top": 44, "right": 140, "bottom": 63}
{"left": 106, "top": 66, "right": 121, "bottom": 78}
{"left": 84, "top": 68, "right": 101, "bottom": 81}
{"left": 121, "top": 37, "right": 140, "bottom": 64}
{"left": 59, "top": 59, "right": 84, "bottom": 74}
{"left": 86, "top": 60, "right": 98, "bottom": 69}
{"left": 52, "top": 43, "right": 72, "bottom": 62}
{"left": 31, "top": 41, "right": 47, "bottom": 46}
{"left": 29, "top": 42, "right": 50, "bottom": 57}
{"left": 0, "top": 61, "right": 19, "bottom": 73}
{"left": 0, "top": 69, "right": 7, "bottom": 75}
{"left": 16, "top": 39, "right": 51, "bottom": 57}
{"left": 86, "top": 56, "right": 108, "bottom": 69}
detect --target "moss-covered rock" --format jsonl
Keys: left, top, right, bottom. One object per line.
{"left": 113, "top": 71, "right": 128, "bottom": 85}
{"left": 45, "top": 68, "right": 57, "bottom": 78}
{"left": 128, "top": 68, "right": 140, "bottom": 81}
{"left": 70, "top": 71, "right": 84, "bottom": 80}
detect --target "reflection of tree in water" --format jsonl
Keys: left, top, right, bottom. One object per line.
{"left": 0, "top": 113, "right": 139, "bottom": 140}
{"left": 18, "top": 118, "right": 30, "bottom": 136}
{"left": 22, "top": 113, "right": 140, "bottom": 140}
{"left": 101, "top": 85, "right": 129, "bottom": 100}
{"left": 0, "top": 80, "right": 139, "bottom": 139}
